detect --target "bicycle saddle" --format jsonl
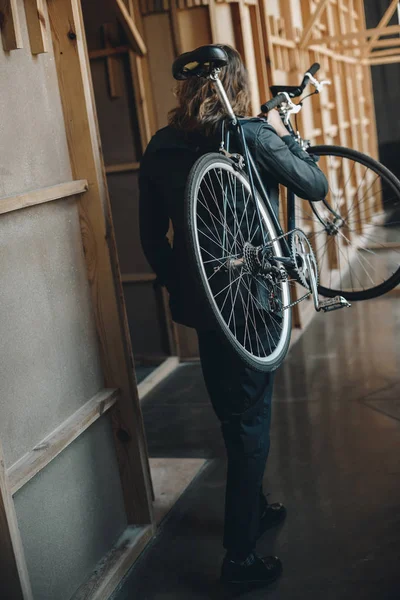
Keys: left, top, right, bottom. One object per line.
{"left": 172, "top": 45, "right": 228, "bottom": 80}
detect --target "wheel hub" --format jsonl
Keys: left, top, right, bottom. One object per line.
{"left": 325, "top": 216, "right": 345, "bottom": 236}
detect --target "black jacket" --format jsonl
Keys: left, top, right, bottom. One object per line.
{"left": 139, "top": 118, "right": 328, "bottom": 329}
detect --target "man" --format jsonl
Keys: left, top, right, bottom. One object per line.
{"left": 139, "top": 44, "right": 328, "bottom": 588}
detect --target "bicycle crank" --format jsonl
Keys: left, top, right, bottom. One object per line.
{"left": 291, "top": 229, "right": 351, "bottom": 313}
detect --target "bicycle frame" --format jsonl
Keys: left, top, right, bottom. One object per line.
{"left": 212, "top": 70, "right": 297, "bottom": 261}
{"left": 224, "top": 118, "right": 294, "bottom": 260}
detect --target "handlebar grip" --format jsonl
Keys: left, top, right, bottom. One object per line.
{"left": 306, "top": 62, "right": 320, "bottom": 77}
{"left": 260, "top": 93, "right": 287, "bottom": 114}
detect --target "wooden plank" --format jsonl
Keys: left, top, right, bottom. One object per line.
{"left": 249, "top": 3, "right": 269, "bottom": 99}
{"left": 47, "top": 0, "right": 154, "bottom": 525}
{"left": 23, "top": 0, "right": 49, "bottom": 54}
{"left": 369, "top": 47, "right": 400, "bottom": 58}
{"left": 102, "top": 22, "right": 123, "bottom": 98}
{"left": 0, "top": 179, "right": 88, "bottom": 216}
{"left": 270, "top": 35, "right": 295, "bottom": 48}
{"left": 0, "top": 0, "right": 23, "bottom": 50}
{"left": 71, "top": 525, "right": 154, "bottom": 600}
{"left": 138, "top": 357, "right": 179, "bottom": 401}
{"left": 169, "top": 0, "right": 183, "bottom": 56}
{"left": 127, "top": 0, "right": 157, "bottom": 144}
{"left": 366, "top": 54, "right": 400, "bottom": 66}
{"left": 364, "top": 0, "right": 399, "bottom": 55}
{"left": 308, "top": 43, "right": 359, "bottom": 63}
{"left": 258, "top": 0, "right": 273, "bottom": 85}
{"left": 314, "top": 24, "right": 400, "bottom": 46}
{"left": 122, "top": 272, "right": 156, "bottom": 282}
{"left": 0, "top": 439, "right": 33, "bottom": 600}
{"left": 89, "top": 45, "right": 129, "bottom": 59}
{"left": 105, "top": 161, "right": 141, "bottom": 174}
{"left": 7, "top": 389, "right": 119, "bottom": 496}
{"left": 113, "top": 0, "right": 147, "bottom": 56}
{"left": 299, "top": 0, "right": 330, "bottom": 49}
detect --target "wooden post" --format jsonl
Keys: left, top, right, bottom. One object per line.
{"left": 0, "top": 440, "right": 33, "bottom": 600}
{"left": 47, "top": 0, "right": 154, "bottom": 525}
{"left": 0, "top": 0, "right": 23, "bottom": 50}
{"left": 23, "top": 0, "right": 49, "bottom": 54}
{"left": 102, "top": 22, "right": 123, "bottom": 98}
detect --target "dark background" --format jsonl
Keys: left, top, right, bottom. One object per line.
{"left": 364, "top": 1, "right": 400, "bottom": 179}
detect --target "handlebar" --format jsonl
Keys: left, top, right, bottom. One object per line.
{"left": 261, "top": 94, "right": 288, "bottom": 113}
{"left": 261, "top": 63, "right": 320, "bottom": 114}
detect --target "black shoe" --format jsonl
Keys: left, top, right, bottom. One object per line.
{"left": 258, "top": 502, "right": 287, "bottom": 539}
{"left": 221, "top": 553, "right": 282, "bottom": 587}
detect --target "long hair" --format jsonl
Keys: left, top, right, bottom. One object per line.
{"left": 168, "top": 45, "right": 250, "bottom": 135}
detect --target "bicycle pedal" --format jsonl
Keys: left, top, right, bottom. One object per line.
{"left": 319, "top": 295, "right": 351, "bottom": 312}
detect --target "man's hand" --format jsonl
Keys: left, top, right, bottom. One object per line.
{"left": 262, "top": 109, "right": 290, "bottom": 138}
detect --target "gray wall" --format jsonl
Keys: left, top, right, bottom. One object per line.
{"left": 0, "top": 2, "right": 128, "bottom": 597}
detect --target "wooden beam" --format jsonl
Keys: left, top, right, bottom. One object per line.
{"left": 23, "top": 0, "right": 49, "bottom": 54}
{"left": 0, "top": 179, "right": 88, "bottom": 216}
{"left": 71, "top": 525, "right": 154, "bottom": 600}
{"left": 105, "top": 161, "right": 140, "bottom": 174}
{"left": 314, "top": 24, "right": 400, "bottom": 46}
{"left": 113, "top": 0, "right": 147, "bottom": 57}
{"left": 121, "top": 273, "right": 156, "bottom": 283}
{"left": 0, "top": 0, "right": 23, "bottom": 50}
{"left": 370, "top": 47, "right": 400, "bottom": 58}
{"left": 342, "top": 37, "right": 400, "bottom": 52}
{"left": 102, "top": 22, "right": 123, "bottom": 98}
{"left": 0, "top": 439, "right": 33, "bottom": 600}
{"left": 365, "top": 54, "right": 400, "bottom": 65}
{"left": 364, "top": 0, "right": 399, "bottom": 55}
{"left": 137, "top": 357, "right": 179, "bottom": 401}
{"left": 299, "top": 0, "right": 330, "bottom": 49}
{"left": 308, "top": 43, "right": 359, "bottom": 63}
{"left": 89, "top": 45, "right": 129, "bottom": 59}
{"left": 7, "top": 389, "right": 119, "bottom": 496}
{"left": 47, "top": 0, "right": 154, "bottom": 525}
{"left": 127, "top": 0, "right": 156, "bottom": 144}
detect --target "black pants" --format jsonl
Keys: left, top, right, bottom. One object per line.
{"left": 197, "top": 329, "right": 275, "bottom": 559}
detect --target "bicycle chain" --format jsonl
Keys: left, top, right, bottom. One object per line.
{"left": 262, "top": 228, "right": 312, "bottom": 311}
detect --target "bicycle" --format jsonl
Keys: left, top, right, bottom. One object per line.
{"left": 172, "top": 45, "right": 400, "bottom": 372}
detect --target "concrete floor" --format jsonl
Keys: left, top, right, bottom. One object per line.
{"left": 113, "top": 291, "right": 400, "bottom": 600}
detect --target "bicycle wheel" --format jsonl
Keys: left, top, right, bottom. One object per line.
{"left": 296, "top": 145, "right": 400, "bottom": 301}
{"left": 185, "top": 153, "right": 292, "bottom": 372}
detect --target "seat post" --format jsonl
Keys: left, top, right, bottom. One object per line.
{"left": 210, "top": 70, "right": 237, "bottom": 125}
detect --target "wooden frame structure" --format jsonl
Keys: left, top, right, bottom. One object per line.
{"left": 0, "top": 1, "right": 397, "bottom": 598}
{"left": 119, "top": 0, "right": 394, "bottom": 334}
{"left": 1, "top": 0, "right": 156, "bottom": 598}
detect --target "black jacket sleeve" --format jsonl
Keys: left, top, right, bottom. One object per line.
{"left": 139, "top": 165, "right": 174, "bottom": 287}
{"left": 255, "top": 124, "right": 329, "bottom": 202}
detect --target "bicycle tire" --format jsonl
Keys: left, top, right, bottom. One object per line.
{"left": 185, "top": 152, "right": 292, "bottom": 372}
{"left": 306, "top": 145, "right": 400, "bottom": 301}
